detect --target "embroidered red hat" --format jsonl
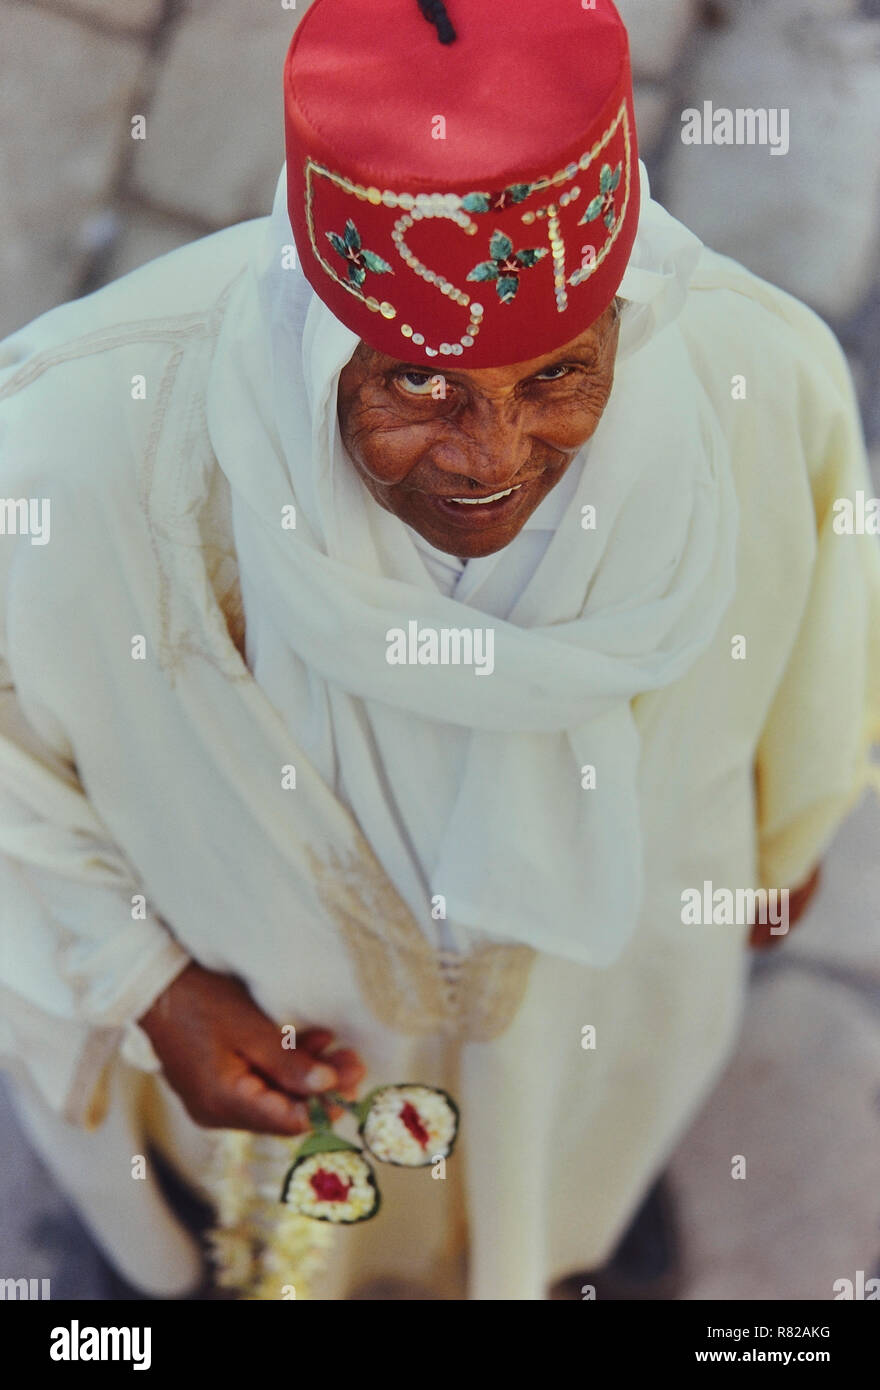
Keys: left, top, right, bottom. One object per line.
{"left": 283, "top": 0, "right": 639, "bottom": 368}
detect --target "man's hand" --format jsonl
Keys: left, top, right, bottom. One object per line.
{"left": 138, "top": 962, "right": 366, "bottom": 1136}
{"left": 749, "top": 863, "right": 821, "bottom": 949}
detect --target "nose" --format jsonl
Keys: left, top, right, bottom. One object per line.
{"left": 433, "top": 400, "right": 532, "bottom": 489}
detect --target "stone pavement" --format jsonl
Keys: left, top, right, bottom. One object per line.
{"left": 668, "top": 791, "right": 880, "bottom": 1301}
{"left": 1, "top": 0, "right": 879, "bottom": 1299}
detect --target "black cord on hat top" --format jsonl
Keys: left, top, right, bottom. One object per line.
{"left": 417, "top": 0, "right": 457, "bottom": 43}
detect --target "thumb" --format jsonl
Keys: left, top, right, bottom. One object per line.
{"left": 300, "top": 1056, "right": 339, "bottom": 1092}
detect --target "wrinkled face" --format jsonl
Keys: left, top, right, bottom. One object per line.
{"left": 336, "top": 301, "right": 621, "bottom": 558}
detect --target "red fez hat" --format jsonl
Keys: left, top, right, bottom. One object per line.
{"left": 283, "top": 0, "right": 639, "bottom": 368}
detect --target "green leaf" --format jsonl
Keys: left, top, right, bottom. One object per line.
{"left": 608, "top": 165, "right": 621, "bottom": 192}
{"left": 348, "top": 263, "right": 366, "bottom": 287}
{"left": 294, "top": 1130, "right": 363, "bottom": 1161}
{"left": 354, "top": 1085, "right": 387, "bottom": 1128}
{"left": 361, "top": 249, "right": 393, "bottom": 275}
{"left": 489, "top": 230, "right": 513, "bottom": 261}
{"left": 344, "top": 218, "right": 361, "bottom": 251}
{"left": 496, "top": 275, "right": 519, "bottom": 302}
{"left": 306, "top": 1096, "right": 331, "bottom": 1130}
{"left": 467, "top": 261, "right": 500, "bottom": 281}
{"left": 462, "top": 192, "right": 491, "bottom": 213}
{"left": 506, "top": 183, "right": 532, "bottom": 203}
{"left": 599, "top": 164, "right": 613, "bottom": 194}
{"left": 580, "top": 196, "right": 603, "bottom": 224}
{"left": 326, "top": 231, "right": 348, "bottom": 257}
{"left": 325, "top": 1090, "right": 363, "bottom": 1118}
{"left": 515, "top": 247, "right": 546, "bottom": 268}
{"left": 604, "top": 210, "right": 616, "bottom": 232}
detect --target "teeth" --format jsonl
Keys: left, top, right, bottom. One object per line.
{"left": 449, "top": 485, "right": 521, "bottom": 505}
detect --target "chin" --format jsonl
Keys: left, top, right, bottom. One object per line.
{"left": 402, "top": 486, "right": 546, "bottom": 558}
{"left": 418, "top": 523, "right": 521, "bottom": 559}
{"left": 412, "top": 504, "right": 534, "bottom": 555}
{"left": 451, "top": 533, "right": 518, "bottom": 559}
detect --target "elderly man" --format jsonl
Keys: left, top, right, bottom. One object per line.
{"left": 1, "top": 0, "right": 878, "bottom": 1301}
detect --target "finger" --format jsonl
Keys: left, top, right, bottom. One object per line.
{"left": 787, "top": 864, "right": 821, "bottom": 929}
{"left": 220, "top": 1066, "right": 312, "bottom": 1137}
{"left": 748, "top": 919, "right": 781, "bottom": 949}
{"left": 278, "top": 1028, "right": 347, "bottom": 1102}
{"left": 302, "top": 1032, "right": 366, "bottom": 1102}
{"left": 234, "top": 1008, "right": 340, "bottom": 1096}
{"left": 298, "top": 1027, "right": 336, "bottom": 1055}
{"left": 323, "top": 1047, "right": 367, "bottom": 1098}
{"left": 244, "top": 1039, "right": 339, "bottom": 1097}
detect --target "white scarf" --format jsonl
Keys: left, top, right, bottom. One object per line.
{"left": 206, "top": 162, "right": 738, "bottom": 966}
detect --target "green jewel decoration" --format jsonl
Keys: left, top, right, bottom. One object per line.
{"left": 579, "top": 162, "right": 622, "bottom": 233}
{"left": 461, "top": 183, "right": 533, "bottom": 214}
{"left": 326, "top": 218, "right": 393, "bottom": 287}
{"left": 467, "top": 229, "right": 548, "bottom": 304}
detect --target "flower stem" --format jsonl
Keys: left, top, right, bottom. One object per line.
{"left": 306, "top": 1096, "right": 332, "bottom": 1130}
{"left": 324, "top": 1091, "right": 361, "bottom": 1116}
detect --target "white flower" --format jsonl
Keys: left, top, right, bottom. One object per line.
{"left": 283, "top": 1149, "right": 379, "bottom": 1223}
{"left": 360, "top": 1085, "right": 458, "bottom": 1167}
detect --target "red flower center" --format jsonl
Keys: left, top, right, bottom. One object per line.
{"left": 310, "top": 1168, "right": 353, "bottom": 1202}
{"left": 400, "top": 1101, "right": 430, "bottom": 1148}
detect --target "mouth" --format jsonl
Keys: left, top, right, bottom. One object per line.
{"left": 425, "top": 481, "right": 532, "bottom": 524}
{"left": 446, "top": 485, "right": 522, "bottom": 505}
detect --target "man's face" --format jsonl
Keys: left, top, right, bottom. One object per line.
{"left": 336, "top": 302, "right": 621, "bottom": 558}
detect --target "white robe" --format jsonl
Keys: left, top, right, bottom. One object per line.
{"left": 0, "top": 220, "right": 878, "bottom": 1299}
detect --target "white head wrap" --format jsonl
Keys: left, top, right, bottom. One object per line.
{"left": 206, "top": 160, "right": 738, "bottom": 966}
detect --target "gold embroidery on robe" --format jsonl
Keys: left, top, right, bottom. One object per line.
{"left": 307, "top": 841, "right": 535, "bottom": 1043}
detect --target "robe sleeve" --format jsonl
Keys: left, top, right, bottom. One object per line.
{"left": 0, "top": 649, "right": 189, "bottom": 1125}
{"left": 755, "top": 318, "right": 880, "bottom": 892}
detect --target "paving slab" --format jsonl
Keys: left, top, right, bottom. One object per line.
{"left": 662, "top": 6, "right": 880, "bottom": 319}
{"left": 784, "top": 793, "right": 880, "bottom": 985}
{"left": 633, "top": 83, "right": 675, "bottom": 160}
{"left": 671, "top": 968, "right": 880, "bottom": 1300}
{"left": 35, "top": 0, "right": 165, "bottom": 33}
{"left": 104, "top": 206, "right": 200, "bottom": 281}
{"left": 847, "top": 309, "right": 880, "bottom": 449}
{"left": 0, "top": 1080, "right": 114, "bottom": 1298}
{"left": 0, "top": 3, "right": 147, "bottom": 337}
{"left": 707, "top": 0, "right": 858, "bottom": 20}
{"left": 616, "top": 0, "right": 699, "bottom": 81}
{"left": 129, "top": 0, "right": 300, "bottom": 226}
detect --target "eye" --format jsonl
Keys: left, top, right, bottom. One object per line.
{"left": 397, "top": 370, "right": 441, "bottom": 396}
{"left": 533, "top": 364, "right": 571, "bottom": 382}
